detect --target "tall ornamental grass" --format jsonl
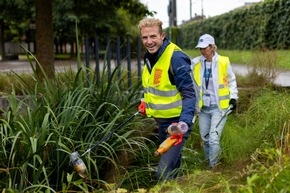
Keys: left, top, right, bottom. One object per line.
{"left": 0, "top": 46, "right": 157, "bottom": 192}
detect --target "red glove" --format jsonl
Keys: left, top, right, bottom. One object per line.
{"left": 170, "top": 134, "right": 183, "bottom": 146}
{"left": 138, "top": 99, "right": 146, "bottom": 115}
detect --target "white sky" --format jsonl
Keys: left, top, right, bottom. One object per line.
{"left": 140, "top": 0, "right": 263, "bottom": 28}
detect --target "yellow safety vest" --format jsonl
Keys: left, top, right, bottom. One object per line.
{"left": 193, "top": 56, "right": 230, "bottom": 109}
{"left": 142, "top": 43, "right": 182, "bottom": 118}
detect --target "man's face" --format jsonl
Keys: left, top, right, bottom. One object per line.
{"left": 140, "top": 25, "right": 165, "bottom": 54}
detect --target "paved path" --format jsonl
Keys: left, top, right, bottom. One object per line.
{"left": 1, "top": 60, "right": 290, "bottom": 87}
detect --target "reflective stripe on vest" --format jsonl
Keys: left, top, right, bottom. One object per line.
{"left": 193, "top": 56, "right": 230, "bottom": 109}
{"left": 142, "top": 43, "right": 182, "bottom": 118}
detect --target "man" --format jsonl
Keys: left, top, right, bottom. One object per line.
{"left": 137, "top": 18, "right": 196, "bottom": 181}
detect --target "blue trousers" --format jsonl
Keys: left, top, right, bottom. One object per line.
{"left": 198, "top": 106, "right": 227, "bottom": 167}
{"left": 156, "top": 119, "right": 192, "bottom": 181}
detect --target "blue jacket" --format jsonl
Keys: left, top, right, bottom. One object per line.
{"left": 144, "top": 38, "right": 196, "bottom": 128}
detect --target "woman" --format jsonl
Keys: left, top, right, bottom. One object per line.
{"left": 191, "top": 34, "right": 238, "bottom": 168}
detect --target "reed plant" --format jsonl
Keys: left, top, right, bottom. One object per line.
{"left": 0, "top": 43, "right": 158, "bottom": 192}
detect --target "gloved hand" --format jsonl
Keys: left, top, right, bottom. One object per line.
{"left": 229, "top": 99, "right": 237, "bottom": 110}
{"left": 138, "top": 99, "right": 146, "bottom": 115}
{"left": 171, "top": 134, "right": 184, "bottom": 146}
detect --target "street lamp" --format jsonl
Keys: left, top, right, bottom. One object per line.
{"left": 168, "top": 0, "right": 177, "bottom": 40}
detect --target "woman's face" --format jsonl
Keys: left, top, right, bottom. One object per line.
{"left": 199, "top": 45, "right": 214, "bottom": 61}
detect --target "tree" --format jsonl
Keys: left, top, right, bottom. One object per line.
{"left": 0, "top": 19, "right": 4, "bottom": 58}
{"left": 0, "top": 0, "right": 33, "bottom": 60}
{"left": 52, "top": 0, "right": 153, "bottom": 53}
{"left": 0, "top": 0, "right": 153, "bottom": 78}
{"left": 35, "top": 0, "right": 55, "bottom": 80}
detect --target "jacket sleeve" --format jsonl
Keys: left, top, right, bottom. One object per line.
{"left": 227, "top": 62, "right": 238, "bottom": 100}
{"left": 191, "top": 56, "right": 201, "bottom": 67}
{"left": 171, "top": 51, "right": 197, "bottom": 127}
{"left": 191, "top": 56, "right": 201, "bottom": 114}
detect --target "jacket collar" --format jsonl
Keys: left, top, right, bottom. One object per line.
{"left": 200, "top": 51, "right": 218, "bottom": 64}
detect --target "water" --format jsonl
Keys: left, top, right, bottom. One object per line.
{"left": 232, "top": 64, "right": 290, "bottom": 87}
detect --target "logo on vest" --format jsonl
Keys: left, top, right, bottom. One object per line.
{"left": 223, "top": 76, "right": 228, "bottom": 87}
{"left": 153, "top": 68, "right": 162, "bottom": 85}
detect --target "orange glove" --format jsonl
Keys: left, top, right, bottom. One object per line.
{"left": 138, "top": 99, "right": 146, "bottom": 115}
{"left": 170, "top": 134, "right": 183, "bottom": 146}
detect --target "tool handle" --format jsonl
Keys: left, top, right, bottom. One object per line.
{"left": 81, "top": 111, "right": 139, "bottom": 157}
{"left": 211, "top": 105, "right": 233, "bottom": 134}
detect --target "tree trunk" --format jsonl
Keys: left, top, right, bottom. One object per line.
{"left": 35, "top": 0, "right": 55, "bottom": 80}
{"left": 0, "top": 19, "right": 6, "bottom": 61}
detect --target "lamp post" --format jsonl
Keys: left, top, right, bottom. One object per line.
{"left": 201, "top": 0, "right": 204, "bottom": 33}
{"left": 201, "top": 0, "right": 204, "bottom": 19}
{"left": 190, "top": 0, "right": 192, "bottom": 20}
{"left": 168, "top": 0, "right": 177, "bottom": 40}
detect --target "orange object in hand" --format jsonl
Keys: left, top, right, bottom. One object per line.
{"left": 138, "top": 99, "right": 146, "bottom": 115}
{"left": 154, "top": 134, "right": 183, "bottom": 157}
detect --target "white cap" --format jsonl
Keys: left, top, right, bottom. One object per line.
{"left": 195, "top": 34, "right": 215, "bottom": 48}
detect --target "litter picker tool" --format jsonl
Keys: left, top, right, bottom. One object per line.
{"left": 204, "top": 105, "right": 233, "bottom": 138}
{"left": 70, "top": 110, "right": 140, "bottom": 178}
{"left": 211, "top": 104, "right": 233, "bottom": 135}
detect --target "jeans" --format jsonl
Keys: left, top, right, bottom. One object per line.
{"left": 198, "top": 105, "right": 227, "bottom": 167}
{"left": 155, "top": 118, "right": 192, "bottom": 181}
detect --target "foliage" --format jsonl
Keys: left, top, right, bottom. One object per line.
{"left": 185, "top": 49, "right": 290, "bottom": 70}
{"left": 0, "top": 0, "right": 34, "bottom": 42}
{"left": 149, "top": 86, "right": 290, "bottom": 193}
{"left": 164, "top": 26, "right": 179, "bottom": 44}
{"left": 179, "top": 0, "right": 290, "bottom": 50}
{"left": 53, "top": 0, "right": 151, "bottom": 41}
{"left": 237, "top": 143, "right": 290, "bottom": 192}
{"left": 0, "top": 50, "right": 158, "bottom": 192}
{"left": 0, "top": 0, "right": 153, "bottom": 44}
{"left": 1, "top": 45, "right": 290, "bottom": 192}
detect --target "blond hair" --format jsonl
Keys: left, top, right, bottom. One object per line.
{"left": 138, "top": 18, "right": 163, "bottom": 34}
{"left": 210, "top": 44, "right": 218, "bottom": 51}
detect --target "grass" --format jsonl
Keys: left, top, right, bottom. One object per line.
{"left": 0, "top": 48, "right": 290, "bottom": 192}
{"left": 148, "top": 48, "right": 290, "bottom": 192}
{"left": 185, "top": 49, "right": 290, "bottom": 70}
{"left": 13, "top": 48, "right": 290, "bottom": 70}
{"left": 0, "top": 65, "right": 159, "bottom": 192}
{"left": 0, "top": 42, "right": 158, "bottom": 192}
{"left": 149, "top": 86, "right": 290, "bottom": 193}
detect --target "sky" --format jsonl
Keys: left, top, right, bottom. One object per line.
{"left": 140, "top": 0, "right": 263, "bottom": 28}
